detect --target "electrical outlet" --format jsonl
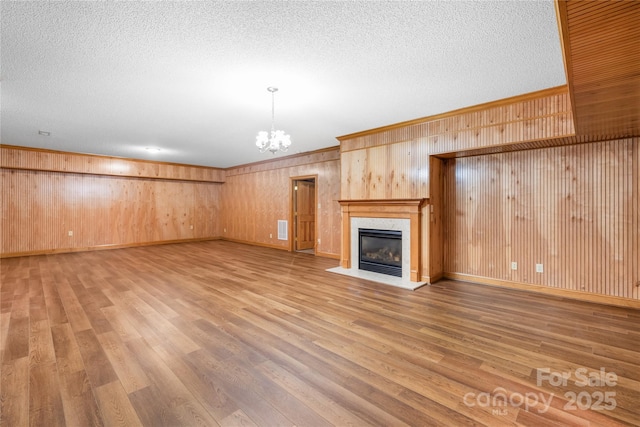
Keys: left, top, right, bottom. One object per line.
{"left": 317, "top": 238, "right": 321, "bottom": 244}
{"left": 511, "top": 262, "right": 517, "bottom": 271}
{"left": 224, "top": 228, "right": 226, "bottom": 232}
{"left": 270, "top": 233, "right": 273, "bottom": 238}
{"left": 190, "top": 225, "right": 193, "bottom": 230}
{"left": 536, "top": 264, "right": 544, "bottom": 273}
{"left": 68, "top": 230, "right": 73, "bottom": 237}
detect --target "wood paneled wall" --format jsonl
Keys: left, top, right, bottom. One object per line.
{"left": 1, "top": 148, "right": 222, "bottom": 257}
{"left": 221, "top": 148, "right": 341, "bottom": 258}
{"left": 443, "top": 138, "right": 639, "bottom": 300}
{"left": 339, "top": 87, "right": 574, "bottom": 200}
{"left": 339, "top": 88, "right": 577, "bottom": 289}
{"left": 339, "top": 87, "right": 639, "bottom": 302}
{"left": 1, "top": 145, "right": 341, "bottom": 258}
{"left": 340, "top": 140, "right": 431, "bottom": 201}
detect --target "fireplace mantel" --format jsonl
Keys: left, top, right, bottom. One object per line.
{"left": 338, "top": 199, "right": 428, "bottom": 282}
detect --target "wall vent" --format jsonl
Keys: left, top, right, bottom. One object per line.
{"left": 277, "top": 220, "right": 288, "bottom": 240}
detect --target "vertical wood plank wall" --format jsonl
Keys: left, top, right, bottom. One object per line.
{"left": 1, "top": 147, "right": 223, "bottom": 256}
{"left": 220, "top": 148, "right": 341, "bottom": 258}
{"left": 444, "top": 138, "right": 639, "bottom": 300}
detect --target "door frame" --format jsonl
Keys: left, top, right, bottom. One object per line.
{"left": 289, "top": 175, "right": 318, "bottom": 253}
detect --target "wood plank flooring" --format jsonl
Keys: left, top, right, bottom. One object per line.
{"left": 1, "top": 240, "right": 639, "bottom": 426}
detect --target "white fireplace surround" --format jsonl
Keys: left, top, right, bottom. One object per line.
{"left": 328, "top": 218, "right": 427, "bottom": 291}
{"left": 351, "top": 217, "right": 410, "bottom": 279}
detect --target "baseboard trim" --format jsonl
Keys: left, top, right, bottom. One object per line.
{"left": 220, "top": 238, "right": 340, "bottom": 259}
{"left": 0, "top": 237, "right": 222, "bottom": 258}
{"left": 422, "top": 272, "right": 444, "bottom": 284}
{"left": 1, "top": 237, "right": 342, "bottom": 262}
{"left": 219, "top": 238, "right": 288, "bottom": 251}
{"left": 444, "top": 273, "right": 640, "bottom": 309}
{"left": 315, "top": 251, "right": 340, "bottom": 260}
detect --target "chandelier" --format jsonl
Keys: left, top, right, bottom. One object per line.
{"left": 255, "top": 87, "right": 292, "bottom": 154}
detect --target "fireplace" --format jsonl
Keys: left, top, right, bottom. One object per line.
{"left": 359, "top": 228, "right": 402, "bottom": 277}
{"left": 337, "top": 199, "right": 427, "bottom": 286}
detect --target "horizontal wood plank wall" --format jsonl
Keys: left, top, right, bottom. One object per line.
{"left": 443, "top": 138, "right": 640, "bottom": 300}
{"left": 1, "top": 149, "right": 222, "bottom": 257}
{"left": 339, "top": 88, "right": 574, "bottom": 200}
{"left": 1, "top": 145, "right": 226, "bottom": 182}
{"left": 221, "top": 148, "right": 341, "bottom": 258}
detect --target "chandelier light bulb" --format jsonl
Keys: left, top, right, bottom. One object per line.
{"left": 256, "top": 87, "right": 291, "bottom": 154}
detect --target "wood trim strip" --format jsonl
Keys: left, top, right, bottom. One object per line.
{"left": 337, "top": 199, "right": 427, "bottom": 209}
{"left": 341, "top": 132, "right": 582, "bottom": 157}
{"left": 0, "top": 145, "right": 226, "bottom": 183}
{"left": 0, "top": 237, "right": 221, "bottom": 259}
{"left": 554, "top": 0, "right": 578, "bottom": 126}
{"left": 220, "top": 237, "right": 289, "bottom": 251}
{"left": 421, "top": 272, "right": 444, "bottom": 284}
{"left": 225, "top": 146, "right": 341, "bottom": 176}
{"left": 315, "top": 251, "right": 341, "bottom": 260}
{"left": 0, "top": 165, "right": 224, "bottom": 184}
{"left": 436, "top": 133, "right": 633, "bottom": 159}
{"left": 0, "top": 144, "right": 225, "bottom": 171}
{"left": 444, "top": 273, "right": 640, "bottom": 309}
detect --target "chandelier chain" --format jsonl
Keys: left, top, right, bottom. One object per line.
{"left": 256, "top": 87, "right": 291, "bottom": 154}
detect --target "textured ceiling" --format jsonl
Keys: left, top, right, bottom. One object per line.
{"left": 1, "top": 1, "right": 566, "bottom": 168}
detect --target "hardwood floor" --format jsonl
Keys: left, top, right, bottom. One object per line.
{"left": 1, "top": 241, "right": 639, "bottom": 426}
